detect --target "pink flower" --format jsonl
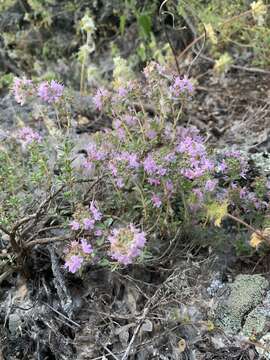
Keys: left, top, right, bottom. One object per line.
{"left": 151, "top": 193, "right": 162, "bottom": 208}
{"left": 165, "top": 180, "right": 174, "bottom": 193}
{"left": 164, "top": 153, "right": 176, "bottom": 163}
{"left": 90, "top": 201, "right": 102, "bottom": 221}
{"left": 170, "top": 75, "right": 193, "bottom": 96}
{"left": 108, "top": 224, "right": 146, "bottom": 265}
{"left": 113, "top": 119, "right": 122, "bottom": 129}
{"left": 37, "top": 80, "right": 64, "bottom": 103}
{"left": 108, "top": 162, "right": 118, "bottom": 177}
{"left": 148, "top": 178, "right": 160, "bottom": 186}
{"left": 146, "top": 129, "right": 157, "bottom": 140}
{"left": 123, "top": 115, "right": 137, "bottom": 127}
{"left": 239, "top": 187, "right": 247, "bottom": 199}
{"left": 205, "top": 179, "right": 218, "bottom": 192}
{"left": 18, "top": 127, "right": 42, "bottom": 145}
{"left": 116, "top": 178, "right": 124, "bottom": 188}
{"left": 86, "top": 143, "right": 106, "bottom": 161}
{"left": 70, "top": 220, "right": 80, "bottom": 231}
{"left": 116, "top": 127, "right": 126, "bottom": 141}
{"left": 193, "top": 188, "right": 204, "bottom": 201}
{"left": 83, "top": 142, "right": 106, "bottom": 169}
{"left": 126, "top": 153, "right": 140, "bottom": 169}
{"left": 13, "top": 77, "right": 33, "bottom": 105}
{"left": 64, "top": 255, "right": 83, "bottom": 273}
{"left": 70, "top": 240, "right": 79, "bottom": 248}
{"left": 176, "top": 136, "right": 214, "bottom": 180}
{"left": 80, "top": 239, "right": 93, "bottom": 254}
{"left": 157, "top": 166, "right": 167, "bottom": 176}
{"left": 181, "top": 167, "right": 205, "bottom": 180}
{"left": 93, "top": 88, "right": 109, "bottom": 111}
{"left": 217, "top": 160, "right": 227, "bottom": 173}
{"left": 83, "top": 218, "right": 95, "bottom": 230}
{"left": 118, "top": 87, "right": 128, "bottom": 97}
{"left": 143, "top": 155, "right": 157, "bottom": 175}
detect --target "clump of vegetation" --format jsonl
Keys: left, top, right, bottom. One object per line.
{"left": 178, "top": 0, "right": 270, "bottom": 68}
{"left": 0, "top": 0, "right": 269, "bottom": 96}
{"left": 0, "top": 60, "right": 269, "bottom": 276}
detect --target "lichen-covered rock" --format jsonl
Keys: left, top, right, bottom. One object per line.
{"left": 243, "top": 307, "right": 268, "bottom": 337}
{"left": 215, "top": 274, "right": 268, "bottom": 335}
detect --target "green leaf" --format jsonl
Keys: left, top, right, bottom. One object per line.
{"left": 99, "top": 258, "right": 110, "bottom": 267}
{"left": 104, "top": 217, "right": 114, "bottom": 227}
{"left": 137, "top": 42, "right": 147, "bottom": 61}
{"left": 137, "top": 14, "right": 152, "bottom": 38}
{"left": 120, "top": 15, "right": 126, "bottom": 36}
{"left": 96, "top": 237, "right": 104, "bottom": 246}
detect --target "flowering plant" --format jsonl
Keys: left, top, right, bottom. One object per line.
{"left": 1, "top": 61, "right": 269, "bottom": 275}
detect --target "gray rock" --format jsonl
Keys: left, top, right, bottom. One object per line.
{"left": 243, "top": 307, "right": 268, "bottom": 337}
{"left": 215, "top": 274, "right": 268, "bottom": 335}
{"left": 8, "top": 313, "right": 21, "bottom": 335}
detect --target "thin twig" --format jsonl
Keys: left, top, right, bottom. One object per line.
{"left": 7, "top": 185, "right": 66, "bottom": 254}
{"left": 121, "top": 298, "right": 155, "bottom": 360}
{"left": 44, "top": 302, "right": 80, "bottom": 328}
{"left": 159, "top": 0, "right": 181, "bottom": 76}
{"left": 101, "top": 344, "right": 120, "bottom": 360}
{"left": 120, "top": 270, "right": 178, "bottom": 360}
{"left": 227, "top": 213, "right": 270, "bottom": 245}
{"left": 25, "top": 235, "right": 70, "bottom": 248}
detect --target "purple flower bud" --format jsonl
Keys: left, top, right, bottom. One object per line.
{"left": 151, "top": 193, "right": 162, "bottom": 208}
{"left": 94, "top": 229, "right": 103, "bottom": 237}
{"left": 90, "top": 201, "right": 102, "bottom": 221}
{"left": 38, "top": 80, "right": 64, "bottom": 103}
{"left": 18, "top": 127, "right": 42, "bottom": 145}
{"left": 116, "top": 177, "right": 124, "bottom": 188}
{"left": 80, "top": 238, "right": 93, "bottom": 254}
{"left": 64, "top": 255, "right": 83, "bottom": 273}
{"left": 108, "top": 224, "right": 146, "bottom": 265}
{"left": 83, "top": 218, "right": 95, "bottom": 230}
{"left": 70, "top": 220, "right": 80, "bottom": 231}
{"left": 205, "top": 179, "right": 218, "bottom": 192}
{"left": 13, "top": 77, "right": 33, "bottom": 105}
{"left": 93, "top": 88, "right": 109, "bottom": 110}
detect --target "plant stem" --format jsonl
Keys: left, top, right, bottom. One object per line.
{"left": 227, "top": 213, "right": 270, "bottom": 245}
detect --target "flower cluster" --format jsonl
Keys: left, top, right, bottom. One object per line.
{"left": 229, "top": 179, "right": 269, "bottom": 211}
{"left": 217, "top": 150, "right": 248, "bottom": 180}
{"left": 170, "top": 76, "right": 194, "bottom": 96}
{"left": 37, "top": 80, "right": 64, "bottom": 103}
{"left": 83, "top": 143, "right": 107, "bottom": 171}
{"left": 176, "top": 130, "right": 214, "bottom": 180}
{"left": 108, "top": 224, "right": 146, "bottom": 265}
{"left": 18, "top": 127, "right": 42, "bottom": 145}
{"left": 64, "top": 238, "right": 93, "bottom": 273}
{"left": 12, "top": 77, "right": 64, "bottom": 105}
{"left": 93, "top": 88, "right": 109, "bottom": 110}
{"left": 12, "top": 77, "right": 33, "bottom": 105}
{"left": 69, "top": 201, "right": 102, "bottom": 231}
